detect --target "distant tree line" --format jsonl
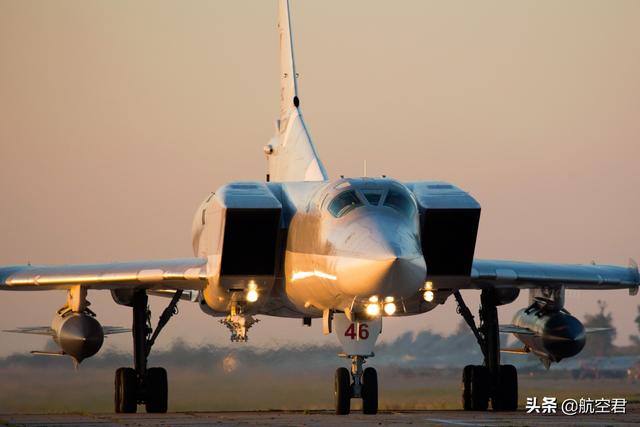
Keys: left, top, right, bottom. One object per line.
{"left": 581, "top": 300, "right": 616, "bottom": 357}
{"left": 581, "top": 300, "right": 640, "bottom": 357}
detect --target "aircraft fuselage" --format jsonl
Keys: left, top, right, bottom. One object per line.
{"left": 193, "top": 178, "right": 439, "bottom": 319}
{"left": 284, "top": 178, "right": 427, "bottom": 316}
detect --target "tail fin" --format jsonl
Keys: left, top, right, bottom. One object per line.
{"left": 278, "top": 0, "right": 299, "bottom": 122}
{"left": 265, "top": 0, "right": 328, "bottom": 182}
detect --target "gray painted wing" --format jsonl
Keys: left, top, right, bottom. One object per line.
{"left": 471, "top": 259, "right": 640, "bottom": 290}
{"left": 0, "top": 258, "right": 208, "bottom": 291}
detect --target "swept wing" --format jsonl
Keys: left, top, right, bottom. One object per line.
{"left": 470, "top": 258, "right": 639, "bottom": 291}
{"left": 0, "top": 258, "right": 208, "bottom": 291}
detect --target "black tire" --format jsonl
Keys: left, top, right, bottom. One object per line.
{"left": 362, "top": 367, "right": 378, "bottom": 415}
{"left": 492, "top": 365, "right": 518, "bottom": 411}
{"left": 115, "top": 367, "right": 137, "bottom": 413}
{"left": 334, "top": 367, "right": 351, "bottom": 415}
{"left": 462, "top": 365, "right": 489, "bottom": 411}
{"left": 462, "top": 365, "right": 473, "bottom": 410}
{"left": 145, "top": 367, "right": 168, "bottom": 413}
{"left": 472, "top": 365, "right": 490, "bottom": 411}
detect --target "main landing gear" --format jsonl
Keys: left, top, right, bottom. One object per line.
{"left": 115, "top": 290, "right": 182, "bottom": 413}
{"left": 335, "top": 355, "right": 378, "bottom": 415}
{"left": 455, "top": 289, "right": 518, "bottom": 411}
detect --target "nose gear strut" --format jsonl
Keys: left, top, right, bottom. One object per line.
{"left": 350, "top": 355, "right": 365, "bottom": 398}
{"left": 220, "top": 302, "right": 259, "bottom": 342}
{"left": 332, "top": 313, "right": 381, "bottom": 415}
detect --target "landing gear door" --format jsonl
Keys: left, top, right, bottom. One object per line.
{"left": 333, "top": 313, "right": 382, "bottom": 356}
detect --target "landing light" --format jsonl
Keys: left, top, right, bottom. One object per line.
{"left": 365, "top": 303, "right": 380, "bottom": 317}
{"left": 368, "top": 295, "right": 379, "bottom": 303}
{"left": 246, "top": 289, "right": 259, "bottom": 303}
{"left": 384, "top": 302, "right": 396, "bottom": 316}
{"left": 423, "top": 290, "right": 434, "bottom": 303}
{"left": 246, "top": 282, "right": 259, "bottom": 303}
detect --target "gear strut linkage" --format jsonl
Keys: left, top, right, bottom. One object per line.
{"left": 453, "top": 291, "right": 486, "bottom": 357}
{"left": 146, "top": 290, "right": 183, "bottom": 356}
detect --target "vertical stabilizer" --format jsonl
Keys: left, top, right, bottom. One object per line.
{"left": 279, "top": 0, "right": 298, "bottom": 122}
{"left": 265, "top": 0, "right": 328, "bottom": 182}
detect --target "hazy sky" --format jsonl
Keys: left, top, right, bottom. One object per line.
{"left": 0, "top": 0, "right": 639, "bottom": 357}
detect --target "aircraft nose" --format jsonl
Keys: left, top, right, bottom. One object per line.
{"left": 333, "top": 214, "right": 426, "bottom": 298}
{"left": 335, "top": 253, "right": 426, "bottom": 297}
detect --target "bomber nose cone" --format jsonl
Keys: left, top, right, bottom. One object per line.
{"left": 335, "top": 229, "right": 426, "bottom": 297}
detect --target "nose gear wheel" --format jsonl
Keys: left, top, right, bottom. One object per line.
{"left": 334, "top": 354, "right": 378, "bottom": 415}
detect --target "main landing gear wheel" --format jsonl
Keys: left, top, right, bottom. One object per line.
{"left": 492, "top": 364, "right": 518, "bottom": 411}
{"left": 145, "top": 367, "right": 168, "bottom": 413}
{"left": 455, "top": 290, "right": 519, "bottom": 412}
{"left": 115, "top": 367, "right": 137, "bottom": 413}
{"left": 113, "top": 290, "right": 182, "bottom": 413}
{"left": 335, "top": 367, "right": 351, "bottom": 415}
{"left": 461, "top": 365, "right": 488, "bottom": 411}
{"left": 362, "top": 367, "right": 378, "bottom": 415}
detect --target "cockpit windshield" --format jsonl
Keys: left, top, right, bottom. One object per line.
{"left": 361, "top": 189, "right": 384, "bottom": 205}
{"left": 383, "top": 189, "right": 416, "bottom": 217}
{"left": 328, "top": 190, "right": 363, "bottom": 218}
{"left": 326, "top": 182, "right": 417, "bottom": 219}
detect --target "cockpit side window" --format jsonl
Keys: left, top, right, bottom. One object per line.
{"left": 383, "top": 189, "right": 416, "bottom": 217}
{"left": 362, "top": 189, "right": 384, "bottom": 206}
{"left": 328, "top": 191, "right": 363, "bottom": 218}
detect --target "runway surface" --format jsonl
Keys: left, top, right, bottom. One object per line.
{"left": 2, "top": 406, "right": 639, "bottom": 427}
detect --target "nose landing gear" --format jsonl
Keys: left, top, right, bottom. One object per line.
{"left": 332, "top": 313, "right": 382, "bottom": 415}
{"left": 334, "top": 355, "right": 378, "bottom": 415}
{"left": 220, "top": 302, "right": 259, "bottom": 342}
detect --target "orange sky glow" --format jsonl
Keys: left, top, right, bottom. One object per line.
{"left": 0, "top": 0, "right": 639, "bottom": 355}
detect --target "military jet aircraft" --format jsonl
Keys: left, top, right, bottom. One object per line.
{"left": 1, "top": 0, "right": 638, "bottom": 415}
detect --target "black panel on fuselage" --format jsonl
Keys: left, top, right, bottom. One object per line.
{"left": 220, "top": 208, "right": 281, "bottom": 276}
{"left": 407, "top": 181, "right": 481, "bottom": 279}
{"left": 420, "top": 208, "right": 480, "bottom": 276}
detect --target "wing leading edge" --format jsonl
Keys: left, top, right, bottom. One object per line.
{"left": 0, "top": 258, "right": 208, "bottom": 291}
{"left": 470, "top": 258, "right": 639, "bottom": 291}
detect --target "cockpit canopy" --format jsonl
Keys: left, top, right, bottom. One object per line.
{"left": 325, "top": 180, "right": 417, "bottom": 219}
{"left": 328, "top": 190, "right": 363, "bottom": 217}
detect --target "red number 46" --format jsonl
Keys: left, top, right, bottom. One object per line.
{"left": 344, "top": 323, "right": 369, "bottom": 340}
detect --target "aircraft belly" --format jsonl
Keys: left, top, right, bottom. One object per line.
{"left": 255, "top": 276, "right": 322, "bottom": 318}
{"left": 284, "top": 250, "right": 345, "bottom": 312}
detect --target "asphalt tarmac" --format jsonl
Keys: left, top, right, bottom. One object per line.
{"left": 1, "top": 406, "right": 639, "bottom": 427}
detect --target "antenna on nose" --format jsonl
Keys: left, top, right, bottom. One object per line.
{"left": 363, "top": 159, "right": 367, "bottom": 177}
